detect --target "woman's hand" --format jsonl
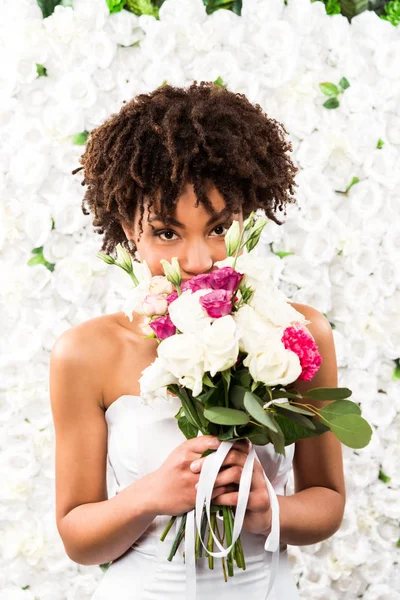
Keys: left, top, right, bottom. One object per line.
{"left": 190, "top": 439, "right": 273, "bottom": 537}
{"left": 152, "top": 435, "right": 240, "bottom": 517}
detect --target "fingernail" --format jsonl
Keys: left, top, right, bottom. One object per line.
{"left": 191, "top": 461, "right": 200, "bottom": 472}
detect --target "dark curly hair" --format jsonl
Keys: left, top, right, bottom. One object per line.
{"left": 72, "top": 80, "right": 299, "bottom": 259}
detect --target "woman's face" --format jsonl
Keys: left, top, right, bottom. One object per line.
{"left": 122, "top": 181, "right": 243, "bottom": 280}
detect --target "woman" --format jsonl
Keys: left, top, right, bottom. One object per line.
{"left": 50, "top": 81, "right": 346, "bottom": 599}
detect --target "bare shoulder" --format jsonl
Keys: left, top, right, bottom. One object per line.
{"left": 50, "top": 313, "right": 124, "bottom": 411}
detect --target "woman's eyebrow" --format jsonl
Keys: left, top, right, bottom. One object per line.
{"left": 148, "top": 208, "right": 231, "bottom": 229}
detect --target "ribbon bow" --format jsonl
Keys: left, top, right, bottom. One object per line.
{"left": 174, "top": 438, "right": 280, "bottom": 599}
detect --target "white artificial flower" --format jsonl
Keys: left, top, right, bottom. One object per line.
{"left": 157, "top": 332, "right": 205, "bottom": 397}
{"left": 202, "top": 315, "right": 239, "bottom": 377}
{"left": 139, "top": 357, "right": 179, "bottom": 405}
{"left": 168, "top": 288, "right": 213, "bottom": 333}
{"left": 243, "top": 342, "right": 302, "bottom": 386}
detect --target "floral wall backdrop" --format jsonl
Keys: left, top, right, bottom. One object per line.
{"left": 0, "top": 0, "right": 399, "bottom": 598}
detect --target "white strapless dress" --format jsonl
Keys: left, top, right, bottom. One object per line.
{"left": 91, "top": 394, "right": 301, "bottom": 600}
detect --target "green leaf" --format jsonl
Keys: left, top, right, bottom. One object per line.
{"left": 345, "top": 176, "right": 359, "bottom": 193}
{"left": 274, "top": 402, "right": 316, "bottom": 417}
{"left": 270, "top": 389, "right": 303, "bottom": 401}
{"left": 273, "top": 251, "right": 295, "bottom": 259}
{"left": 329, "top": 415, "right": 373, "bottom": 449}
{"left": 376, "top": 138, "right": 384, "bottom": 149}
{"left": 221, "top": 369, "right": 231, "bottom": 390}
{"left": 301, "top": 387, "right": 352, "bottom": 400}
{"left": 203, "top": 373, "right": 217, "bottom": 388}
{"left": 318, "top": 399, "right": 361, "bottom": 419}
{"left": 125, "top": 0, "right": 159, "bottom": 17}
{"left": 243, "top": 391, "right": 279, "bottom": 432}
{"left": 36, "top": 63, "right": 47, "bottom": 77}
{"left": 230, "top": 385, "right": 246, "bottom": 410}
{"left": 323, "top": 97, "right": 340, "bottom": 109}
{"left": 73, "top": 131, "right": 89, "bottom": 145}
{"left": 378, "top": 470, "right": 391, "bottom": 484}
{"left": 177, "top": 415, "right": 199, "bottom": 439}
{"left": 274, "top": 413, "right": 330, "bottom": 445}
{"left": 213, "top": 76, "right": 225, "bottom": 87}
{"left": 232, "top": 369, "right": 252, "bottom": 389}
{"left": 392, "top": 363, "right": 400, "bottom": 381}
{"left": 106, "top": 0, "right": 127, "bottom": 13}
{"left": 266, "top": 416, "right": 286, "bottom": 456}
{"left": 276, "top": 408, "right": 316, "bottom": 430}
{"left": 319, "top": 82, "right": 340, "bottom": 97}
{"left": 36, "top": 0, "right": 63, "bottom": 18}
{"left": 217, "top": 426, "right": 235, "bottom": 440}
{"left": 338, "top": 77, "right": 350, "bottom": 90}
{"left": 203, "top": 406, "right": 250, "bottom": 426}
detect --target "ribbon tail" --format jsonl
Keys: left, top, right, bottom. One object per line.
{"left": 185, "top": 509, "right": 197, "bottom": 600}
{"left": 262, "top": 467, "right": 281, "bottom": 599}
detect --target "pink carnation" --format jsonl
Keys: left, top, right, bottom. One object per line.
{"left": 281, "top": 325, "right": 322, "bottom": 381}
{"left": 209, "top": 267, "right": 243, "bottom": 293}
{"left": 149, "top": 315, "right": 176, "bottom": 340}
{"left": 199, "top": 289, "right": 233, "bottom": 318}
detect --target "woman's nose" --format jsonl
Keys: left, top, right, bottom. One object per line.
{"left": 182, "top": 242, "right": 213, "bottom": 277}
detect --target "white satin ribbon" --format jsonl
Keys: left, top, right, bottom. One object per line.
{"left": 181, "top": 438, "right": 280, "bottom": 599}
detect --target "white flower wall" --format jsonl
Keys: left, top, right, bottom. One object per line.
{"left": 0, "top": 0, "right": 399, "bottom": 597}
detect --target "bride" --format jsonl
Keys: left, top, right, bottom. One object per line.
{"left": 50, "top": 81, "right": 346, "bottom": 599}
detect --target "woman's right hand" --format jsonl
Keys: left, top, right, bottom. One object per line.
{"left": 151, "top": 435, "right": 242, "bottom": 516}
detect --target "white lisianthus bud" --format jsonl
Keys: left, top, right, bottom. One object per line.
{"left": 97, "top": 251, "right": 115, "bottom": 265}
{"left": 224, "top": 220, "right": 241, "bottom": 256}
{"left": 160, "top": 257, "right": 182, "bottom": 288}
{"left": 116, "top": 243, "right": 133, "bottom": 273}
{"left": 245, "top": 216, "right": 269, "bottom": 252}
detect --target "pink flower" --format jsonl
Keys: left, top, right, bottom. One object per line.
{"left": 281, "top": 325, "right": 322, "bottom": 381}
{"left": 142, "top": 294, "right": 168, "bottom": 317}
{"left": 210, "top": 266, "right": 243, "bottom": 293}
{"left": 199, "top": 289, "right": 233, "bottom": 318}
{"left": 186, "top": 273, "right": 212, "bottom": 292}
{"left": 149, "top": 315, "right": 177, "bottom": 340}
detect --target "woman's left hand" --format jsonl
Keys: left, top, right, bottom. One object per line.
{"left": 191, "top": 439, "right": 272, "bottom": 536}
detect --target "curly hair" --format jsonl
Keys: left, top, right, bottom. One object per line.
{"left": 72, "top": 80, "right": 299, "bottom": 259}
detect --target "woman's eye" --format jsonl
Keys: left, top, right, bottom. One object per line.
{"left": 211, "top": 223, "right": 231, "bottom": 236}
{"left": 156, "top": 230, "right": 178, "bottom": 241}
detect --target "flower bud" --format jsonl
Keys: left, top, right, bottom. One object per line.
{"left": 97, "top": 252, "right": 115, "bottom": 265}
{"left": 116, "top": 243, "right": 133, "bottom": 273}
{"left": 224, "top": 220, "right": 241, "bottom": 256}
{"left": 245, "top": 216, "right": 268, "bottom": 252}
{"left": 242, "top": 211, "right": 256, "bottom": 233}
{"left": 160, "top": 257, "right": 182, "bottom": 288}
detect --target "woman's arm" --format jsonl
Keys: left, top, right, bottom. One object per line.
{"left": 275, "top": 304, "right": 346, "bottom": 546}
{"left": 50, "top": 325, "right": 161, "bottom": 566}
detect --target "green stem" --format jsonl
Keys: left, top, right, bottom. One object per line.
{"left": 232, "top": 225, "right": 247, "bottom": 270}
{"left": 160, "top": 515, "right": 177, "bottom": 541}
{"left": 222, "top": 506, "right": 234, "bottom": 577}
{"left": 236, "top": 534, "right": 246, "bottom": 571}
{"left": 207, "top": 512, "right": 216, "bottom": 569}
{"left": 214, "top": 513, "right": 227, "bottom": 582}
{"left": 167, "top": 513, "right": 187, "bottom": 562}
{"left": 198, "top": 506, "right": 208, "bottom": 558}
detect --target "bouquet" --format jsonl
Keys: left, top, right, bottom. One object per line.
{"left": 98, "top": 212, "right": 372, "bottom": 598}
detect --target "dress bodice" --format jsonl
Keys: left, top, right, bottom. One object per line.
{"left": 105, "top": 393, "right": 295, "bottom": 558}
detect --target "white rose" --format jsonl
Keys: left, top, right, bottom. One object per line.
{"left": 123, "top": 280, "right": 151, "bottom": 321}
{"left": 215, "top": 253, "right": 281, "bottom": 291}
{"left": 249, "top": 281, "right": 311, "bottom": 328}
{"left": 139, "top": 357, "right": 179, "bottom": 405}
{"left": 157, "top": 332, "right": 205, "bottom": 397}
{"left": 243, "top": 342, "right": 302, "bottom": 386}
{"left": 202, "top": 315, "right": 239, "bottom": 377}
{"left": 234, "top": 304, "right": 283, "bottom": 354}
{"left": 149, "top": 275, "right": 173, "bottom": 295}
{"left": 168, "top": 288, "right": 213, "bottom": 333}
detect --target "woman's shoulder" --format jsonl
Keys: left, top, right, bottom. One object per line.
{"left": 50, "top": 312, "right": 136, "bottom": 410}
